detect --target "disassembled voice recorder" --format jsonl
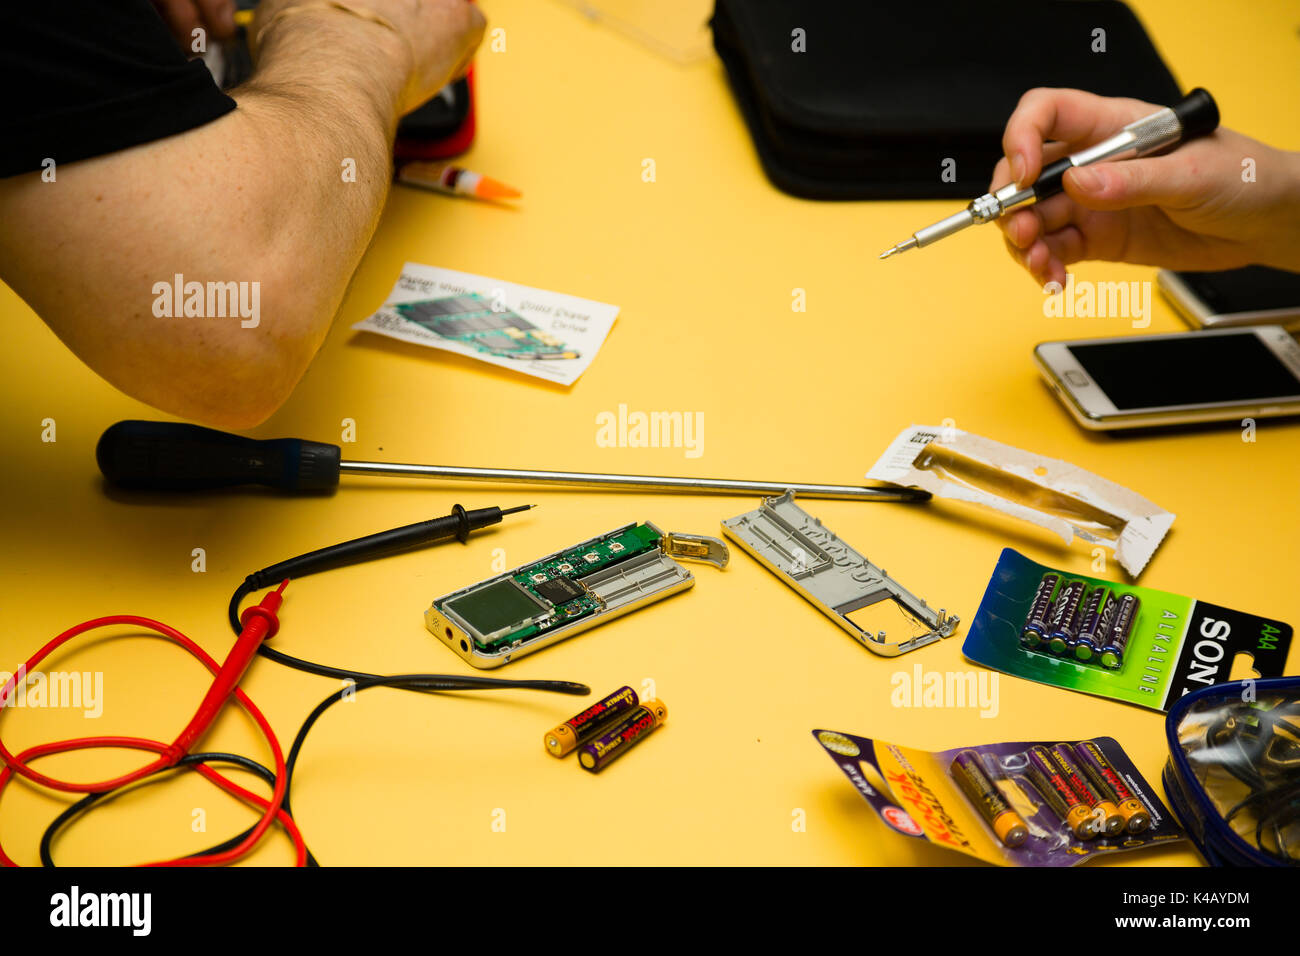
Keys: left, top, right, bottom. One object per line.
{"left": 722, "top": 491, "right": 958, "bottom": 657}
{"left": 428, "top": 522, "right": 728, "bottom": 668}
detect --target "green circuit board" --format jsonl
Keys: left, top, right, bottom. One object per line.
{"left": 439, "top": 524, "right": 662, "bottom": 651}
{"left": 394, "top": 294, "right": 579, "bottom": 361}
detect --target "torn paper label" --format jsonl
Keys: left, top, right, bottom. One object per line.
{"left": 866, "top": 425, "right": 1174, "bottom": 577}
{"left": 353, "top": 263, "right": 618, "bottom": 386}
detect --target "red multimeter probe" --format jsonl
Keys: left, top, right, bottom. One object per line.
{"left": 0, "top": 582, "right": 304, "bottom": 867}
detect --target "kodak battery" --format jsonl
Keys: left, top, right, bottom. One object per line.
{"left": 578, "top": 699, "right": 667, "bottom": 773}
{"left": 1023, "top": 763, "right": 1073, "bottom": 823}
{"left": 545, "top": 685, "right": 639, "bottom": 757}
{"left": 1076, "top": 739, "right": 1151, "bottom": 833}
{"left": 950, "top": 749, "right": 1028, "bottom": 847}
{"left": 1027, "top": 745, "right": 1095, "bottom": 839}
{"left": 1051, "top": 743, "right": 1124, "bottom": 836}
{"left": 1020, "top": 574, "right": 1060, "bottom": 649}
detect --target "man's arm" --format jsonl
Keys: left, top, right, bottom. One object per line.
{"left": 0, "top": 1, "right": 483, "bottom": 428}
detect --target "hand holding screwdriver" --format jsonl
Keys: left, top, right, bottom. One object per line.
{"left": 993, "top": 88, "right": 1300, "bottom": 288}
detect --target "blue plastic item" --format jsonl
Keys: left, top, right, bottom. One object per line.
{"left": 1164, "top": 677, "right": 1300, "bottom": 866}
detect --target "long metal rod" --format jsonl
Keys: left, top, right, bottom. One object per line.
{"left": 338, "top": 460, "right": 929, "bottom": 503}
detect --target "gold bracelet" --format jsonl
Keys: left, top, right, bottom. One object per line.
{"left": 254, "top": 1, "right": 414, "bottom": 68}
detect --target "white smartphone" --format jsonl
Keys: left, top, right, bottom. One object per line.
{"left": 1158, "top": 267, "right": 1300, "bottom": 330}
{"left": 1034, "top": 326, "right": 1300, "bottom": 430}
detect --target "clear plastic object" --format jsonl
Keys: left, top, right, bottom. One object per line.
{"left": 1164, "top": 678, "right": 1300, "bottom": 866}
{"left": 550, "top": 0, "right": 715, "bottom": 64}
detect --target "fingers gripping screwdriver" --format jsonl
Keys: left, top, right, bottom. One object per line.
{"left": 879, "top": 88, "right": 1219, "bottom": 258}
{"left": 95, "top": 420, "right": 930, "bottom": 503}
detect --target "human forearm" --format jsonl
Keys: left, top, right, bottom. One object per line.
{"left": 0, "top": 0, "right": 482, "bottom": 427}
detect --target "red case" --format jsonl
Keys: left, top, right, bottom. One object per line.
{"left": 395, "top": 66, "right": 477, "bottom": 162}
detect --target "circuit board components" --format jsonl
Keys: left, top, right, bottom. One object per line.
{"left": 428, "top": 521, "right": 727, "bottom": 668}
{"left": 395, "top": 293, "right": 579, "bottom": 361}
{"left": 721, "top": 491, "right": 959, "bottom": 657}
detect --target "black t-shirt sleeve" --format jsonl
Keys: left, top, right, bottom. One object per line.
{"left": 1, "top": 2, "right": 237, "bottom": 178}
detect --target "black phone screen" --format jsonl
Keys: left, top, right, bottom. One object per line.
{"left": 1176, "top": 266, "right": 1300, "bottom": 314}
{"left": 1067, "top": 333, "right": 1300, "bottom": 410}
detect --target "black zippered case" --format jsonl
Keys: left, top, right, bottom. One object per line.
{"left": 712, "top": 0, "right": 1184, "bottom": 199}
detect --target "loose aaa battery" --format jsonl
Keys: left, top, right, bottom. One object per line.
{"left": 1047, "top": 581, "right": 1087, "bottom": 655}
{"left": 1073, "top": 588, "right": 1114, "bottom": 662}
{"left": 1026, "top": 745, "right": 1095, "bottom": 839}
{"left": 544, "top": 685, "right": 639, "bottom": 757}
{"left": 1051, "top": 743, "right": 1124, "bottom": 836}
{"left": 1099, "top": 594, "right": 1140, "bottom": 669}
{"left": 1020, "top": 574, "right": 1060, "bottom": 649}
{"left": 1075, "top": 740, "right": 1152, "bottom": 833}
{"left": 577, "top": 699, "right": 667, "bottom": 773}
{"left": 950, "top": 749, "right": 1028, "bottom": 847}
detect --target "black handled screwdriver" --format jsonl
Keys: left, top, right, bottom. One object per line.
{"left": 95, "top": 420, "right": 930, "bottom": 503}
{"left": 879, "top": 88, "right": 1220, "bottom": 258}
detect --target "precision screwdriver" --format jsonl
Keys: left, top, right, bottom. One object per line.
{"left": 879, "top": 88, "right": 1219, "bottom": 259}
{"left": 96, "top": 420, "right": 930, "bottom": 503}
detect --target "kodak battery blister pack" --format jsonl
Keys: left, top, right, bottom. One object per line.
{"left": 813, "top": 729, "right": 1184, "bottom": 867}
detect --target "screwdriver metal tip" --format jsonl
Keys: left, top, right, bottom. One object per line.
{"left": 879, "top": 236, "right": 918, "bottom": 260}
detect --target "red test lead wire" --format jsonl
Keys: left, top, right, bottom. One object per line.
{"left": 0, "top": 582, "right": 298, "bottom": 866}
{"left": 172, "top": 580, "right": 286, "bottom": 756}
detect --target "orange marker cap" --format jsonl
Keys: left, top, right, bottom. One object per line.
{"left": 474, "top": 175, "right": 522, "bottom": 201}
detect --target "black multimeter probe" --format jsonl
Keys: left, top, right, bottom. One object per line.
{"left": 226, "top": 503, "right": 541, "bottom": 687}
{"left": 239, "top": 502, "right": 532, "bottom": 585}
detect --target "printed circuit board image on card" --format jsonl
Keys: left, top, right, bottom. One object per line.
{"left": 394, "top": 293, "right": 580, "bottom": 361}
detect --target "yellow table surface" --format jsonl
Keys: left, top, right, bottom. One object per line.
{"left": 1, "top": 0, "right": 1297, "bottom": 867}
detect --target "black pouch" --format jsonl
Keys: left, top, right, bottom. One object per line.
{"left": 712, "top": 0, "right": 1184, "bottom": 199}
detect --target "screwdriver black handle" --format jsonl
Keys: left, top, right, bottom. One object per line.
{"left": 1172, "top": 87, "right": 1220, "bottom": 140}
{"left": 97, "top": 420, "right": 341, "bottom": 492}
{"left": 1031, "top": 88, "right": 1220, "bottom": 202}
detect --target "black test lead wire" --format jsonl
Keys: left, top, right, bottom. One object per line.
{"left": 225, "top": 503, "right": 544, "bottom": 686}
{"left": 40, "top": 752, "right": 319, "bottom": 868}
{"left": 42, "top": 667, "right": 592, "bottom": 866}
{"left": 217, "top": 505, "right": 588, "bottom": 863}
{"left": 44, "top": 499, "right": 589, "bottom": 867}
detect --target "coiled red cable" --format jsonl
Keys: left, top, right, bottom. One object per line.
{"left": 0, "top": 582, "right": 305, "bottom": 866}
